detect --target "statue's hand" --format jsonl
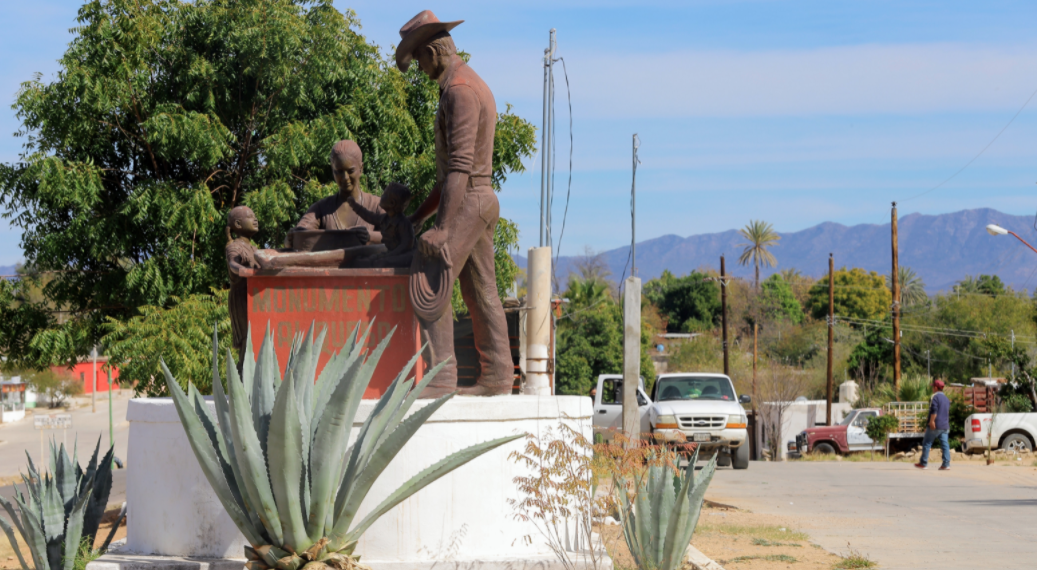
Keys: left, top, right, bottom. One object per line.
{"left": 353, "top": 226, "right": 370, "bottom": 245}
{"left": 418, "top": 228, "right": 448, "bottom": 260}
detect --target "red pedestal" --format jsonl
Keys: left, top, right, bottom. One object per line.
{"left": 246, "top": 267, "right": 422, "bottom": 399}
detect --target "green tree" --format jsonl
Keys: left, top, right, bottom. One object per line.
{"left": 807, "top": 267, "right": 891, "bottom": 322}
{"left": 555, "top": 294, "right": 656, "bottom": 397}
{"left": 902, "top": 290, "right": 1034, "bottom": 382}
{"left": 886, "top": 266, "right": 927, "bottom": 307}
{"left": 0, "top": 1, "right": 535, "bottom": 376}
{"left": 954, "top": 274, "right": 1005, "bottom": 298}
{"left": 759, "top": 274, "right": 804, "bottom": 324}
{"left": 102, "top": 289, "right": 230, "bottom": 395}
{"left": 846, "top": 325, "right": 893, "bottom": 383}
{"left": 737, "top": 220, "right": 780, "bottom": 290}
{"left": 643, "top": 270, "right": 720, "bottom": 333}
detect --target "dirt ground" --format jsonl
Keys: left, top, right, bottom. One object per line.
{"left": 598, "top": 501, "right": 872, "bottom": 570}
{"left": 0, "top": 506, "right": 126, "bottom": 570}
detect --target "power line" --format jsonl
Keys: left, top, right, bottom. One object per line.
{"left": 902, "top": 83, "right": 1037, "bottom": 202}
{"left": 553, "top": 57, "right": 573, "bottom": 270}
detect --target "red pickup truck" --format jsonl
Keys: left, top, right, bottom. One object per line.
{"left": 790, "top": 403, "right": 926, "bottom": 456}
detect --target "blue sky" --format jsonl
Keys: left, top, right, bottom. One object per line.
{"left": 3, "top": 1, "right": 1037, "bottom": 265}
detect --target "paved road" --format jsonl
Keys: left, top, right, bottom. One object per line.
{"left": 708, "top": 460, "right": 1037, "bottom": 570}
{"left": 0, "top": 390, "right": 132, "bottom": 479}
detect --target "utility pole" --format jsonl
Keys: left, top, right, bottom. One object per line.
{"left": 752, "top": 322, "right": 758, "bottom": 458}
{"left": 631, "top": 134, "right": 640, "bottom": 276}
{"left": 926, "top": 350, "right": 931, "bottom": 381}
{"left": 1012, "top": 330, "right": 1016, "bottom": 378}
{"left": 540, "top": 29, "right": 557, "bottom": 247}
{"left": 622, "top": 135, "right": 642, "bottom": 447}
{"left": 827, "top": 253, "right": 834, "bottom": 426}
{"left": 721, "top": 255, "right": 729, "bottom": 376}
{"left": 891, "top": 202, "right": 902, "bottom": 396}
{"left": 91, "top": 346, "right": 98, "bottom": 413}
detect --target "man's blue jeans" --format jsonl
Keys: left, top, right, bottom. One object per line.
{"left": 920, "top": 428, "right": 950, "bottom": 468}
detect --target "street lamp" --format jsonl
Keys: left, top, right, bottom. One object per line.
{"left": 986, "top": 224, "right": 1037, "bottom": 256}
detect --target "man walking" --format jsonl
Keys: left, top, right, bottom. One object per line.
{"left": 915, "top": 379, "right": 951, "bottom": 470}
{"left": 397, "top": 10, "right": 513, "bottom": 397}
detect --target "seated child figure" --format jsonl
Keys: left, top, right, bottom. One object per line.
{"left": 346, "top": 183, "right": 415, "bottom": 268}
{"left": 225, "top": 206, "right": 260, "bottom": 367}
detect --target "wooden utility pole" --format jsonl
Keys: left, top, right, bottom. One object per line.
{"left": 826, "top": 253, "right": 834, "bottom": 425}
{"left": 720, "top": 255, "right": 729, "bottom": 376}
{"left": 891, "top": 202, "right": 901, "bottom": 395}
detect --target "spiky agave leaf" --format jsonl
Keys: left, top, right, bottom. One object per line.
{"left": 0, "top": 501, "right": 30, "bottom": 570}
{"left": 167, "top": 322, "right": 525, "bottom": 563}
{"left": 615, "top": 447, "right": 717, "bottom": 570}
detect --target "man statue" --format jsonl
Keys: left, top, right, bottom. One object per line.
{"left": 398, "top": 10, "right": 513, "bottom": 397}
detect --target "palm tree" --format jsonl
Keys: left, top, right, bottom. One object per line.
{"left": 564, "top": 276, "right": 612, "bottom": 309}
{"left": 886, "top": 266, "right": 927, "bottom": 306}
{"left": 738, "top": 220, "right": 780, "bottom": 290}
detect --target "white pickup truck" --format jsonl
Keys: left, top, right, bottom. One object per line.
{"left": 591, "top": 373, "right": 750, "bottom": 469}
{"left": 963, "top": 412, "right": 1037, "bottom": 454}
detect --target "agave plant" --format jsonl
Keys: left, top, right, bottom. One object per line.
{"left": 613, "top": 448, "right": 717, "bottom": 570}
{"left": 162, "top": 322, "right": 521, "bottom": 570}
{"left": 0, "top": 439, "right": 124, "bottom": 570}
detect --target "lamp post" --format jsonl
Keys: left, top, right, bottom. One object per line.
{"left": 986, "top": 224, "right": 1037, "bottom": 255}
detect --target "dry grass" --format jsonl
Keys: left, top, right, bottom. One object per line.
{"left": 696, "top": 522, "right": 810, "bottom": 542}
{"left": 599, "top": 503, "right": 857, "bottom": 570}
{"left": 832, "top": 546, "right": 878, "bottom": 569}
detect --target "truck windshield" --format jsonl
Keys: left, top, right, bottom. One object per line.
{"left": 656, "top": 376, "right": 735, "bottom": 401}
{"left": 838, "top": 411, "right": 857, "bottom": 426}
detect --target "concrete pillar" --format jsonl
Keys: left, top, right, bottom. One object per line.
{"left": 622, "top": 276, "right": 642, "bottom": 444}
{"left": 524, "top": 247, "right": 552, "bottom": 395}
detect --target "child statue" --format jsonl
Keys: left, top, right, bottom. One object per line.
{"left": 225, "top": 206, "right": 260, "bottom": 366}
{"left": 346, "top": 183, "right": 416, "bottom": 268}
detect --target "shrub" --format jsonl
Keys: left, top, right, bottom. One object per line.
{"left": 27, "top": 369, "right": 83, "bottom": 408}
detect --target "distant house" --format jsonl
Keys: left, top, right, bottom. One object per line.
{"left": 50, "top": 357, "right": 121, "bottom": 394}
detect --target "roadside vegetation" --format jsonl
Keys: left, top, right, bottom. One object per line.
{"left": 555, "top": 222, "right": 1037, "bottom": 428}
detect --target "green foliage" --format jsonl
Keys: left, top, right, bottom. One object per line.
{"left": 895, "top": 376, "right": 932, "bottom": 403}
{"left": 25, "top": 369, "right": 84, "bottom": 408}
{"left": 643, "top": 270, "right": 720, "bottom": 333}
{"left": 737, "top": 220, "right": 780, "bottom": 289}
{"left": 901, "top": 289, "right": 1032, "bottom": 382}
{"left": 763, "top": 321, "right": 821, "bottom": 366}
{"left": 759, "top": 274, "right": 804, "bottom": 325}
{"left": 887, "top": 266, "right": 927, "bottom": 307}
{"left": 0, "top": 439, "right": 124, "bottom": 570}
{"left": 555, "top": 286, "right": 655, "bottom": 397}
{"left": 954, "top": 274, "right": 1005, "bottom": 297}
{"left": 846, "top": 326, "right": 892, "bottom": 381}
{"left": 0, "top": 0, "right": 534, "bottom": 370}
{"left": 163, "top": 323, "right": 521, "bottom": 568}
{"left": 613, "top": 448, "right": 717, "bottom": 570}
{"left": 947, "top": 393, "right": 971, "bottom": 440}
{"left": 864, "top": 414, "right": 899, "bottom": 444}
{"left": 808, "top": 267, "right": 890, "bottom": 322}
{"left": 102, "top": 289, "right": 229, "bottom": 396}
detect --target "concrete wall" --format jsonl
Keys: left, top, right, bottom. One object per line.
{"left": 126, "top": 395, "right": 591, "bottom": 564}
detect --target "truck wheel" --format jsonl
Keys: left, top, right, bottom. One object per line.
{"left": 813, "top": 442, "right": 837, "bottom": 455}
{"left": 1002, "top": 433, "right": 1033, "bottom": 453}
{"left": 717, "top": 452, "right": 732, "bottom": 467}
{"left": 732, "top": 444, "right": 750, "bottom": 470}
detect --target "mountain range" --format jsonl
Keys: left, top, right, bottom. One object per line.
{"left": 516, "top": 208, "right": 1037, "bottom": 293}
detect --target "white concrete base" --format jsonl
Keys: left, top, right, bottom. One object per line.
{"left": 89, "top": 553, "right": 605, "bottom": 570}
{"left": 120, "top": 394, "right": 602, "bottom": 566}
